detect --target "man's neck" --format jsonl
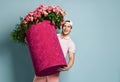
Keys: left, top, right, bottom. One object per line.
{"left": 60, "top": 33, "right": 69, "bottom": 39}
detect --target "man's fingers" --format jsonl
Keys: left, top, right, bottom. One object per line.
{"left": 58, "top": 67, "right": 68, "bottom": 71}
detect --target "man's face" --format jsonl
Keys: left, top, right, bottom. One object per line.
{"left": 62, "top": 22, "right": 72, "bottom": 35}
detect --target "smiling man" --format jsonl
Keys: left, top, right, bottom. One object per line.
{"left": 57, "top": 20, "right": 75, "bottom": 71}
{"left": 33, "top": 20, "right": 76, "bottom": 82}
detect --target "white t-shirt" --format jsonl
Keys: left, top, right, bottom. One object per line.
{"left": 57, "top": 34, "right": 75, "bottom": 57}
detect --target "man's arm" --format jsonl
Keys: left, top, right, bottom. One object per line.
{"left": 25, "top": 37, "right": 27, "bottom": 44}
{"left": 67, "top": 51, "right": 75, "bottom": 69}
{"left": 58, "top": 51, "right": 75, "bottom": 71}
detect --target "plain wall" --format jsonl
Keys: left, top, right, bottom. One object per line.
{"left": 0, "top": 0, "right": 120, "bottom": 82}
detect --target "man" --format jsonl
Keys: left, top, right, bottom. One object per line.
{"left": 33, "top": 20, "right": 75, "bottom": 82}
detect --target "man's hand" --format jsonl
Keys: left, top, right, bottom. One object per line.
{"left": 58, "top": 66, "right": 70, "bottom": 71}
{"left": 25, "top": 37, "right": 27, "bottom": 43}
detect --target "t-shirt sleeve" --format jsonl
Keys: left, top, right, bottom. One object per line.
{"left": 68, "top": 41, "right": 75, "bottom": 53}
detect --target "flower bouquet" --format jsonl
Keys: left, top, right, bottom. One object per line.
{"left": 11, "top": 4, "right": 65, "bottom": 44}
{"left": 11, "top": 4, "right": 67, "bottom": 76}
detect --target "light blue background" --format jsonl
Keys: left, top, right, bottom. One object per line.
{"left": 0, "top": 0, "right": 120, "bottom": 82}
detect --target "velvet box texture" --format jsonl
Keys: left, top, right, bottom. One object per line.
{"left": 26, "top": 20, "right": 67, "bottom": 76}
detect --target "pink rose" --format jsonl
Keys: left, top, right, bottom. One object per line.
{"left": 28, "top": 12, "right": 34, "bottom": 16}
{"left": 43, "top": 11, "right": 48, "bottom": 16}
{"left": 60, "top": 21, "right": 65, "bottom": 25}
{"left": 47, "top": 6, "right": 53, "bottom": 11}
{"left": 23, "top": 20, "right": 27, "bottom": 24}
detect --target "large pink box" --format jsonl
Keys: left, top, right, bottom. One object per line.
{"left": 26, "top": 20, "right": 67, "bottom": 76}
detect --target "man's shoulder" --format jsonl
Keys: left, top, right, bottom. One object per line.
{"left": 68, "top": 37, "right": 76, "bottom": 52}
{"left": 57, "top": 33, "right": 60, "bottom": 37}
{"left": 68, "top": 37, "right": 75, "bottom": 46}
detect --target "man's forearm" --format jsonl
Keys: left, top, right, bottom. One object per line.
{"left": 67, "top": 52, "right": 75, "bottom": 69}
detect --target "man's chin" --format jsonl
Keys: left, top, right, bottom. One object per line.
{"left": 63, "top": 32, "right": 69, "bottom": 35}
